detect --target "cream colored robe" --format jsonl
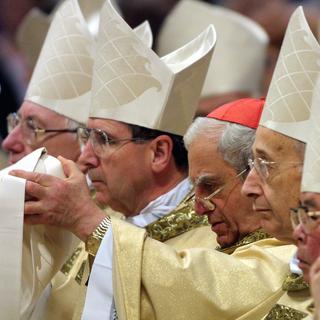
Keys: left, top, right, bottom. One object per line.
{"left": 112, "top": 218, "right": 296, "bottom": 320}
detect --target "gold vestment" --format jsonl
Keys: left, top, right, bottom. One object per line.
{"left": 111, "top": 218, "right": 296, "bottom": 320}
{"left": 263, "top": 273, "right": 313, "bottom": 319}
{"left": 34, "top": 192, "right": 216, "bottom": 319}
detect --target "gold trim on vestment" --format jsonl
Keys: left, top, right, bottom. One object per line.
{"left": 61, "top": 246, "right": 84, "bottom": 276}
{"left": 264, "top": 273, "right": 312, "bottom": 319}
{"left": 145, "top": 192, "right": 209, "bottom": 242}
{"left": 265, "top": 303, "right": 308, "bottom": 320}
{"left": 217, "top": 229, "right": 271, "bottom": 254}
{"left": 282, "top": 273, "right": 309, "bottom": 292}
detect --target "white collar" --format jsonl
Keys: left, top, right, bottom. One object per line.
{"left": 126, "top": 178, "right": 192, "bottom": 228}
{"left": 290, "top": 251, "right": 303, "bottom": 275}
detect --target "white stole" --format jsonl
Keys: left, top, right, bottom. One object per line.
{"left": 0, "top": 148, "right": 79, "bottom": 319}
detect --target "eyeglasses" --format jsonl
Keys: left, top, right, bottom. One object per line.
{"left": 7, "top": 112, "right": 80, "bottom": 145}
{"left": 195, "top": 168, "right": 247, "bottom": 211}
{"left": 290, "top": 206, "right": 320, "bottom": 234}
{"left": 248, "top": 157, "right": 301, "bottom": 180}
{"left": 77, "top": 127, "right": 149, "bottom": 158}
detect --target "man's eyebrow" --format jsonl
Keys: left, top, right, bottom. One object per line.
{"left": 302, "top": 198, "right": 317, "bottom": 209}
{"left": 254, "top": 148, "right": 273, "bottom": 161}
{"left": 195, "top": 174, "right": 223, "bottom": 186}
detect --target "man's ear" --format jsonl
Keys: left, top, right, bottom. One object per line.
{"left": 149, "top": 135, "right": 173, "bottom": 173}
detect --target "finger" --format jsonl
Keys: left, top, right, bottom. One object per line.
{"left": 10, "top": 170, "right": 58, "bottom": 187}
{"left": 24, "top": 214, "right": 47, "bottom": 225}
{"left": 25, "top": 180, "right": 46, "bottom": 199}
{"left": 24, "top": 199, "right": 47, "bottom": 215}
{"left": 58, "top": 156, "right": 82, "bottom": 178}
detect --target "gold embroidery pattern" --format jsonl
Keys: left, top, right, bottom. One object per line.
{"left": 217, "top": 230, "right": 271, "bottom": 254}
{"left": 60, "top": 246, "right": 84, "bottom": 276}
{"left": 75, "top": 260, "right": 86, "bottom": 285}
{"left": 146, "top": 193, "right": 209, "bottom": 242}
{"left": 265, "top": 304, "right": 308, "bottom": 320}
{"left": 282, "top": 273, "right": 310, "bottom": 292}
{"left": 307, "top": 302, "right": 315, "bottom": 314}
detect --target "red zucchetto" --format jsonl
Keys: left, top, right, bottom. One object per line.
{"left": 207, "top": 98, "right": 265, "bottom": 129}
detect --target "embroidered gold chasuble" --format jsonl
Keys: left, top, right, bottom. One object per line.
{"left": 111, "top": 220, "right": 296, "bottom": 320}
{"left": 35, "top": 192, "right": 217, "bottom": 319}
{"left": 263, "top": 273, "right": 313, "bottom": 319}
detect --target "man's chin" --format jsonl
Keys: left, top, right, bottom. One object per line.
{"left": 298, "top": 261, "right": 311, "bottom": 283}
{"left": 217, "top": 234, "right": 235, "bottom": 248}
{"left": 94, "top": 193, "right": 110, "bottom": 209}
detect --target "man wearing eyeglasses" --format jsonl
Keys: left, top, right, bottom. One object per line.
{"left": 0, "top": 1, "right": 98, "bottom": 319}
{"left": 291, "top": 77, "right": 320, "bottom": 301}
{"left": 1, "top": 0, "right": 94, "bottom": 165}
{"left": 242, "top": 7, "right": 319, "bottom": 318}
{"left": 184, "top": 98, "right": 267, "bottom": 250}
{"left": 1, "top": 2, "right": 156, "bottom": 319}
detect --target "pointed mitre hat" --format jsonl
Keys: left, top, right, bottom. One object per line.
{"left": 301, "top": 77, "right": 320, "bottom": 192}
{"left": 156, "top": 0, "right": 268, "bottom": 98}
{"left": 17, "top": 0, "right": 150, "bottom": 71}
{"left": 259, "top": 7, "right": 320, "bottom": 142}
{"left": 16, "top": 8, "right": 52, "bottom": 71}
{"left": 24, "top": 0, "right": 152, "bottom": 125}
{"left": 90, "top": 0, "right": 216, "bottom": 136}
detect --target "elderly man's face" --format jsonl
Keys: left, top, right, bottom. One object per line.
{"left": 293, "top": 192, "right": 320, "bottom": 282}
{"left": 78, "top": 118, "right": 153, "bottom": 215}
{"left": 188, "top": 132, "right": 259, "bottom": 248}
{"left": 2, "top": 101, "right": 81, "bottom": 164}
{"left": 242, "top": 126, "right": 303, "bottom": 242}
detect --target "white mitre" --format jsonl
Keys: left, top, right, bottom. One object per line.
{"left": 16, "top": 8, "right": 52, "bottom": 71}
{"left": 156, "top": 0, "right": 268, "bottom": 98}
{"left": 24, "top": 0, "right": 95, "bottom": 124}
{"left": 23, "top": 0, "right": 152, "bottom": 125}
{"left": 90, "top": 0, "right": 216, "bottom": 136}
{"left": 301, "top": 77, "right": 320, "bottom": 193}
{"left": 0, "top": 148, "right": 78, "bottom": 319}
{"left": 16, "top": 0, "right": 124, "bottom": 71}
{"left": 259, "top": 6, "right": 320, "bottom": 142}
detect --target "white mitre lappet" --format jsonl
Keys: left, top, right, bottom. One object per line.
{"left": 90, "top": 0, "right": 216, "bottom": 136}
{"left": 0, "top": 148, "right": 78, "bottom": 319}
{"left": 24, "top": 0, "right": 152, "bottom": 125}
{"left": 259, "top": 6, "right": 320, "bottom": 142}
{"left": 156, "top": 0, "right": 268, "bottom": 98}
{"left": 301, "top": 77, "right": 320, "bottom": 193}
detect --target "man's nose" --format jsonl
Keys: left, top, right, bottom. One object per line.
{"left": 77, "top": 141, "right": 100, "bottom": 173}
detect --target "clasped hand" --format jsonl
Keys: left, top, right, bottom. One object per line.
{"left": 10, "top": 156, "right": 107, "bottom": 241}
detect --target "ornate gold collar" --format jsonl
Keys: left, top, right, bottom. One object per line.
{"left": 145, "top": 192, "right": 209, "bottom": 242}
{"left": 217, "top": 229, "right": 271, "bottom": 254}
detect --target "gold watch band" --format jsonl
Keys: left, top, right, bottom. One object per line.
{"left": 85, "top": 216, "right": 111, "bottom": 257}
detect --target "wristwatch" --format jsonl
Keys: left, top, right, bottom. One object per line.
{"left": 85, "top": 216, "right": 111, "bottom": 257}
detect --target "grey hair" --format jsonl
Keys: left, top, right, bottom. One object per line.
{"left": 184, "top": 117, "right": 256, "bottom": 176}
